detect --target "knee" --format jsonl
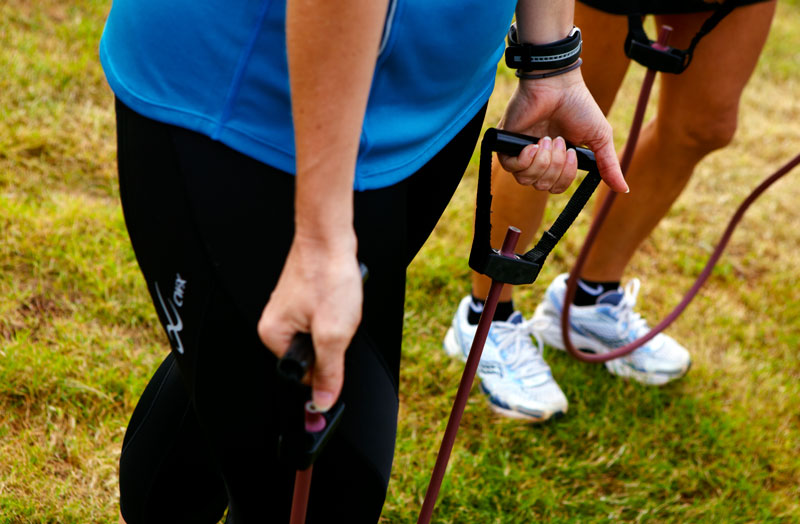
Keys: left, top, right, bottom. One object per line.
{"left": 659, "top": 106, "right": 739, "bottom": 157}
{"left": 683, "top": 113, "right": 738, "bottom": 153}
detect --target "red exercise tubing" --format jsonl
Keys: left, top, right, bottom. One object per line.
{"left": 417, "top": 228, "right": 522, "bottom": 524}
{"left": 561, "top": 26, "right": 800, "bottom": 363}
{"left": 418, "top": 22, "right": 800, "bottom": 524}
{"left": 293, "top": 24, "right": 800, "bottom": 524}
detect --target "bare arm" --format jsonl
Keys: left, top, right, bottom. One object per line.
{"left": 289, "top": 0, "right": 389, "bottom": 242}
{"left": 259, "top": 0, "right": 625, "bottom": 411}
{"left": 517, "top": 0, "right": 574, "bottom": 43}
{"left": 258, "top": 0, "right": 389, "bottom": 411}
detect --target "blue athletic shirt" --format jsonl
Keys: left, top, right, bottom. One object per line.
{"left": 100, "top": 0, "right": 516, "bottom": 190}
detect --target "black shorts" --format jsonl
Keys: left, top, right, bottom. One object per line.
{"left": 114, "top": 98, "right": 486, "bottom": 524}
{"left": 579, "top": 0, "right": 770, "bottom": 15}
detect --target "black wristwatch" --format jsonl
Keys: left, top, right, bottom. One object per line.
{"left": 505, "top": 24, "right": 582, "bottom": 72}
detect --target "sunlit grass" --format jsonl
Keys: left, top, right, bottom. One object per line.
{"left": 1, "top": 1, "right": 798, "bottom": 522}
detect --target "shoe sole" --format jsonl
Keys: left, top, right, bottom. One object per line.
{"left": 486, "top": 401, "right": 565, "bottom": 422}
{"left": 533, "top": 304, "right": 691, "bottom": 386}
{"left": 481, "top": 384, "right": 566, "bottom": 422}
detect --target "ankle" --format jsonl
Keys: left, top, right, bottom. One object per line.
{"left": 467, "top": 295, "right": 514, "bottom": 325}
{"left": 573, "top": 278, "right": 621, "bottom": 306}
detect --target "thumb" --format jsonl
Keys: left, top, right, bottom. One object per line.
{"left": 585, "top": 128, "right": 627, "bottom": 193}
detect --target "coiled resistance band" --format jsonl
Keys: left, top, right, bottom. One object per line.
{"left": 560, "top": 26, "right": 800, "bottom": 362}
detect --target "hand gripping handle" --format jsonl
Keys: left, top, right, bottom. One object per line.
{"left": 468, "top": 128, "right": 602, "bottom": 285}
{"left": 275, "top": 263, "right": 368, "bottom": 471}
{"left": 491, "top": 129, "right": 597, "bottom": 171}
{"left": 276, "top": 262, "right": 369, "bottom": 384}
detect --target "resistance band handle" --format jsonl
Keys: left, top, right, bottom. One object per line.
{"left": 624, "top": 4, "right": 734, "bottom": 74}
{"left": 275, "top": 263, "right": 367, "bottom": 472}
{"left": 469, "top": 128, "right": 601, "bottom": 285}
{"left": 278, "top": 333, "right": 314, "bottom": 384}
{"left": 276, "top": 336, "right": 347, "bottom": 471}
{"left": 624, "top": 18, "right": 687, "bottom": 74}
{"left": 278, "top": 401, "right": 346, "bottom": 471}
{"left": 492, "top": 129, "right": 597, "bottom": 171}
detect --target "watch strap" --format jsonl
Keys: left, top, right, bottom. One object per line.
{"left": 505, "top": 25, "right": 582, "bottom": 72}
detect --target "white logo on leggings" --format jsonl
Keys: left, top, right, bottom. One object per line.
{"left": 172, "top": 274, "right": 187, "bottom": 306}
{"left": 155, "top": 274, "right": 187, "bottom": 354}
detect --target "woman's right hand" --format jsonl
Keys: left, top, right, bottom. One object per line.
{"left": 257, "top": 230, "right": 362, "bottom": 412}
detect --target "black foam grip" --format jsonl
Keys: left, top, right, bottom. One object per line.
{"left": 492, "top": 129, "right": 596, "bottom": 172}
{"left": 277, "top": 333, "right": 314, "bottom": 384}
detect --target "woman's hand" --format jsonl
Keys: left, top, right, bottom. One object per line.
{"left": 257, "top": 231, "right": 362, "bottom": 412}
{"left": 497, "top": 68, "right": 628, "bottom": 194}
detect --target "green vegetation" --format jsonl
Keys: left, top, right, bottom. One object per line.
{"left": 1, "top": 1, "right": 798, "bottom": 522}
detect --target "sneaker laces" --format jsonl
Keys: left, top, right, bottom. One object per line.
{"left": 493, "top": 317, "right": 551, "bottom": 380}
{"left": 610, "top": 279, "right": 650, "bottom": 340}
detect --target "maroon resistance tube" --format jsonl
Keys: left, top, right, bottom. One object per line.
{"left": 417, "top": 227, "right": 521, "bottom": 524}
{"left": 563, "top": 148, "right": 800, "bottom": 363}
{"left": 561, "top": 26, "right": 800, "bottom": 363}
{"left": 288, "top": 402, "right": 327, "bottom": 524}
{"left": 559, "top": 25, "right": 668, "bottom": 362}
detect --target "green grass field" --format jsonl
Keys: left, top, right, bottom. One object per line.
{"left": 1, "top": 1, "right": 798, "bottom": 522}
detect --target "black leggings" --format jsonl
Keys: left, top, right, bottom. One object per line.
{"left": 115, "top": 99, "right": 486, "bottom": 524}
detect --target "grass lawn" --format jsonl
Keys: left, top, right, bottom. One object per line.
{"left": 1, "top": 1, "right": 798, "bottom": 522}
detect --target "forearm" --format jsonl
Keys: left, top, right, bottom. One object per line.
{"left": 515, "top": 0, "right": 574, "bottom": 44}
{"left": 286, "top": 0, "right": 389, "bottom": 247}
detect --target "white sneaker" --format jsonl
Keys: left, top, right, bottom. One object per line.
{"left": 443, "top": 296, "right": 567, "bottom": 422}
{"left": 533, "top": 273, "right": 691, "bottom": 386}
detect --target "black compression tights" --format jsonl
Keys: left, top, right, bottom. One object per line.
{"left": 115, "top": 99, "right": 486, "bottom": 524}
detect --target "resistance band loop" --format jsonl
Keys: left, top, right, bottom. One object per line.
{"left": 562, "top": 24, "right": 800, "bottom": 363}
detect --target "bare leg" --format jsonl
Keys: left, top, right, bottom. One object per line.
{"left": 470, "top": 4, "right": 631, "bottom": 301}
{"left": 581, "top": 1, "right": 777, "bottom": 282}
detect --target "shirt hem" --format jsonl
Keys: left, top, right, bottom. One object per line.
{"left": 101, "top": 39, "right": 492, "bottom": 191}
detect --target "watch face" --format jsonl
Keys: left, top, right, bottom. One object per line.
{"left": 508, "top": 23, "right": 519, "bottom": 44}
